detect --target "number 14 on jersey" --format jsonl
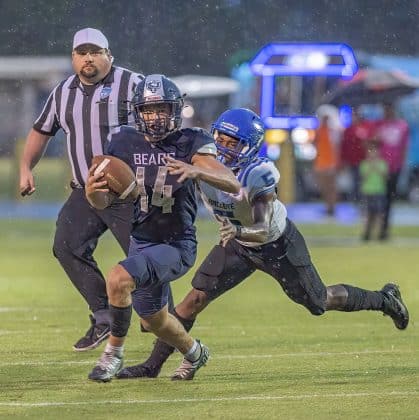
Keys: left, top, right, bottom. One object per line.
{"left": 135, "top": 167, "right": 175, "bottom": 213}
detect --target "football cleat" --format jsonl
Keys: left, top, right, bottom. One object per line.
{"left": 88, "top": 351, "right": 123, "bottom": 382}
{"left": 116, "top": 363, "right": 160, "bottom": 379}
{"left": 381, "top": 283, "right": 409, "bottom": 330}
{"left": 73, "top": 315, "right": 110, "bottom": 352}
{"left": 171, "top": 340, "right": 209, "bottom": 381}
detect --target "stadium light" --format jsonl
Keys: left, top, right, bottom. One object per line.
{"left": 250, "top": 43, "right": 358, "bottom": 77}
{"left": 250, "top": 43, "right": 358, "bottom": 130}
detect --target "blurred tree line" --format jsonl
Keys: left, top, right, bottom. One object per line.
{"left": 1, "top": 0, "right": 418, "bottom": 75}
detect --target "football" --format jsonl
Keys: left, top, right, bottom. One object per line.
{"left": 91, "top": 155, "right": 137, "bottom": 199}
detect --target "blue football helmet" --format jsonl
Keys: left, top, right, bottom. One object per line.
{"left": 133, "top": 74, "right": 184, "bottom": 141}
{"left": 211, "top": 108, "right": 265, "bottom": 169}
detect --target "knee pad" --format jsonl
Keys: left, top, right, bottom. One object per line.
{"left": 278, "top": 259, "right": 327, "bottom": 316}
{"left": 192, "top": 245, "right": 226, "bottom": 299}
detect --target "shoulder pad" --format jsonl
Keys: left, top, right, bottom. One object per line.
{"left": 240, "top": 159, "right": 279, "bottom": 200}
{"left": 112, "top": 125, "right": 137, "bottom": 137}
{"left": 119, "top": 125, "right": 137, "bottom": 134}
{"left": 176, "top": 127, "right": 215, "bottom": 159}
{"left": 196, "top": 142, "right": 217, "bottom": 155}
{"left": 108, "top": 125, "right": 137, "bottom": 142}
{"left": 181, "top": 127, "right": 212, "bottom": 138}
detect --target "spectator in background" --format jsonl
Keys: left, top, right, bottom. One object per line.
{"left": 374, "top": 102, "right": 409, "bottom": 240}
{"left": 340, "top": 108, "right": 375, "bottom": 202}
{"left": 313, "top": 115, "right": 338, "bottom": 216}
{"left": 360, "top": 138, "right": 388, "bottom": 241}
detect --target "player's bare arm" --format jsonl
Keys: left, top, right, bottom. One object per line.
{"left": 217, "top": 192, "right": 275, "bottom": 246}
{"left": 19, "top": 129, "right": 51, "bottom": 196}
{"left": 165, "top": 154, "right": 240, "bottom": 193}
{"left": 85, "top": 164, "right": 115, "bottom": 209}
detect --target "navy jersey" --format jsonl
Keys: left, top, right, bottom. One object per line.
{"left": 107, "top": 126, "right": 216, "bottom": 242}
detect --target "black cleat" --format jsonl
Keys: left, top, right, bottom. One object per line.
{"left": 116, "top": 363, "right": 161, "bottom": 379}
{"left": 381, "top": 283, "right": 409, "bottom": 330}
{"left": 73, "top": 315, "right": 110, "bottom": 352}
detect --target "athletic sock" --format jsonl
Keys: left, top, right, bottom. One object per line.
{"left": 104, "top": 342, "right": 123, "bottom": 357}
{"left": 184, "top": 339, "right": 201, "bottom": 362}
{"left": 341, "top": 284, "right": 384, "bottom": 312}
{"left": 173, "top": 309, "right": 195, "bottom": 332}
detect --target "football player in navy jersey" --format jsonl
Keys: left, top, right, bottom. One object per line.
{"left": 85, "top": 74, "right": 240, "bottom": 382}
{"left": 117, "top": 107, "right": 409, "bottom": 380}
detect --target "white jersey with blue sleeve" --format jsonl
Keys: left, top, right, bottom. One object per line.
{"left": 199, "top": 158, "right": 287, "bottom": 248}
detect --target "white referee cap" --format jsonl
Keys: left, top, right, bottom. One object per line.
{"left": 73, "top": 28, "right": 109, "bottom": 50}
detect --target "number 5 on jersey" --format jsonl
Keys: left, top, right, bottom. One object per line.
{"left": 135, "top": 166, "right": 175, "bottom": 213}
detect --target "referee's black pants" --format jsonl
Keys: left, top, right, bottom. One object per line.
{"left": 53, "top": 188, "right": 133, "bottom": 314}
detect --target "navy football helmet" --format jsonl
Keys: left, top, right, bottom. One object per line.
{"left": 133, "top": 74, "right": 184, "bottom": 141}
{"left": 211, "top": 108, "right": 265, "bottom": 169}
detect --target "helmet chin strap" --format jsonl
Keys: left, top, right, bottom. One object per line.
{"left": 150, "top": 111, "right": 178, "bottom": 135}
{"left": 144, "top": 123, "right": 174, "bottom": 143}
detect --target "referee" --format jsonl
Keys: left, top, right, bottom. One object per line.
{"left": 20, "top": 28, "right": 145, "bottom": 351}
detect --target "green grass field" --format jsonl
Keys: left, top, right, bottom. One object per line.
{"left": 0, "top": 218, "right": 418, "bottom": 419}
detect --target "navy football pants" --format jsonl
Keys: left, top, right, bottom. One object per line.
{"left": 192, "top": 218, "right": 327, "bottom": 315}
{"left": 53, "top": 188, "right": 176, "bottom": 315}
{"left": 122, "top": 236, "right": 197, "bottom": 317}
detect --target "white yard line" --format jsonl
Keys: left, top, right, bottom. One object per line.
{"left": 0, "top": 349, "right": 413, "bottom": 367}
{"left": 0, "top": 307, "right": 58, "bottom": 313}
{"left": 0, "top": 391, "right": 418, "bottom": 407}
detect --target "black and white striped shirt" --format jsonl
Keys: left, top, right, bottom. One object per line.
{"left": 33, "top": 66, "right": 143, "bottom": 186}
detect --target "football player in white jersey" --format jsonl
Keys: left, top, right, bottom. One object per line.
{"left": 117, "top": 108, "right": 409, "bottom": 379}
